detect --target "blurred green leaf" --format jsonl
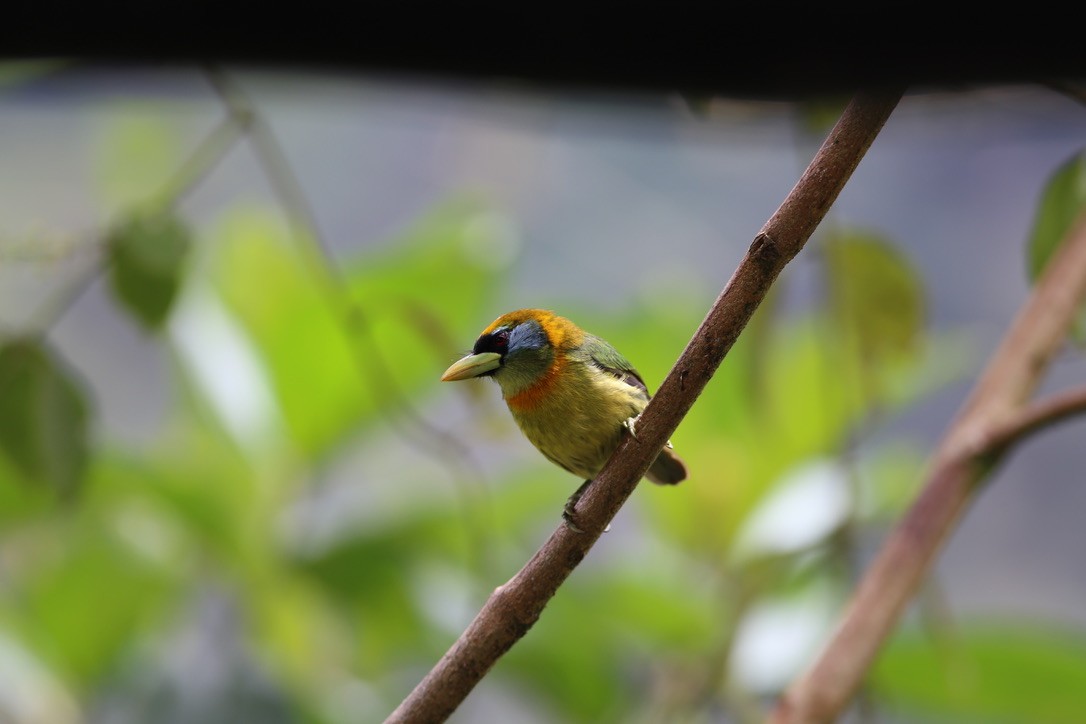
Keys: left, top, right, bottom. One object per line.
{"left": 873, "top": 624, "right": 1086, "bottom": 723}
{"left": 286, "top": 508, "right": 470, "bottom": 674}
{"left": 797, "top": 97, "right": 849, "bottom": 137}
{"left": 854, "top": 442, "right": 926, "bottom": 522}
{"left": 1027, "top": 150, "right": 1086, "bottom": 280}
{"left": 504, "top": 585, "right": 636, "bottom": 721}
{"left": 1026, "top": 150, "right": 1086, "bottom": 343}
{"left": 211, "top": 201, "right": 500, "bottom": 458}
{"left": 586, "top": 571, "right": 718, "bottom": 652}
{"left": 0, "top": 451, "right": 55, "bottom": 523}
{"left": 0, "top": 339, "right": 89, "bottom": 496}
{"left": 0, "top": 60, "right": 69, "bottom": 89}
{"left": 290, "top": 520, "right": 453, "bottom": 604}
{"left": 107, "top": 211, "right": 192, "bottom": 330}
{"left": 824, "top": 230, "right": 925, "bottom": 372}
{"left": 874, "top": 327, "right": 974, "bottom": 412}
{"left": 501, "top": 568, "right": 719, "bottom": 721}
{"left": 343, "top": 202, "right": 509, "bottom": 398}
{"left": 764, "top": 315, "right": 857, "bottom": 458}
{"left": 90, "top": 443, "right": 252, "bottom": 564}
{"left": 95, "top": 111, "right": 181, "bottom": 208}
{"left": 19, "top": 531, "right": 176, "bottom": 687}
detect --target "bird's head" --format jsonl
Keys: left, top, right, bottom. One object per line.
{"left": 440, "top": 309, "right": 584, "bottom": 395}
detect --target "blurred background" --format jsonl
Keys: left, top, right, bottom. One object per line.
{"left": 1, "top": 62, "right": 1086, "bottom": 723}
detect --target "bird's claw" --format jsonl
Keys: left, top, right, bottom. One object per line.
{"left": 624, "top": 415, "right": 673, "bottom": 449}
{"left": 563, "top": 479, "right": 592, "bottom": 533}
{"left": 562, "top": 504, "right": 585, "bottom": 533}
{"left": 562, "top": 479, "right": 610, "bottom": 534}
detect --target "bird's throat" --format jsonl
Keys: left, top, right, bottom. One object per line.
{"left": 504, "top": 356, "right": 566, "bottom": 412}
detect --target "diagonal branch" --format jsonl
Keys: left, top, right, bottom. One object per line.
{"left": 980, "top": 384, "right": 1086, "bottom": 456}
{"left": 770, "top": 210, "right": 1086, "bottom": 724}
{"left": 386, "top": 88, "right": 905, "bottom": 724}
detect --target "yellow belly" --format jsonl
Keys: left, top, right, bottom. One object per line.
{"left": 507, "top": 372, "right": 646, "bottom": 480}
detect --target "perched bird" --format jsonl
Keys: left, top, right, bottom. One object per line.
{"left": 441, "top": 309, "right": 686, "bottom": 525}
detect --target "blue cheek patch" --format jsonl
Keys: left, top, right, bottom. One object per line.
{"left": 508, "top": 320, "right": 549, "bottom": 354}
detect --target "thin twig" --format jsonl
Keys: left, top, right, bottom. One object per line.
{"left": 201, "top": 67, "right": 497, "bottom": 571}
{"left": 770, "top": 211, "right": 1086, "bottom": 724}
{"left": 23, "top": 93, "right": 249, "bottom": 333}
{"left": 386, "top": 88, "right": 905, "bottom": 724}
{"left": 981, "top": 384, "right": 1086, "bottom": 455}
{"left": 201, "top": 70, "right": 484, "bottom": 465}
{"left": 153, "top": 111, "right": 251, "bottom": 210}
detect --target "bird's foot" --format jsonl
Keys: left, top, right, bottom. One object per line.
{"left": 562, "top": 479, "right": 610, "bottom": 534}
{"left": 623, "top": 416, "right": 639, "bottom": 440}
{"left": 623, "top": 414, "right": 674, "bottom": 449}
{"left": 562, "top": 479, "right": 592, "bottom": 533}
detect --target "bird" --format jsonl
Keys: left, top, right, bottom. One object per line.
{"left": 440, "top": 308, "right": 686, "bottom": 528}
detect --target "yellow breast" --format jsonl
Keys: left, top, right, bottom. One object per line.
{"left": 506, "top": 361, "right": 647, "bottom": 480}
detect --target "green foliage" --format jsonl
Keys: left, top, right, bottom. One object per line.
{"left": 0, "top": 201, "right": 986, "bottom": 723}
{"left": 16, "top": 524, "right": 177, "bottom": 685}
{"left": 823, "top": 230, "right": 926, "bottom": 377}
{"left": 287, "top": 512, "right": 467, "bottom": 674}
{"left": 0, "top": 338, "right": 89, "bottom": 496}
{"left": 1027, "top": 150, "right": 1086, "bottom": 281}
{"left": 873, "top": 624, "right": 1086, "bottom": 723}
{"left": 107, "top": 211, "right": 192, "bottom": 330}
{"left": 8, "top": 90, "right": 1082, "bottom": 724}
{"left": 796, "top": 97, "right": 850, "bottom": 136}
{"left": 209, "top": 201, "right": 500, "bottom": 459}
{"left": 1026, "top": 150, "right": 1086, "bottom": 343}
{"left": 95, "top": 111, "right": 182, "bottom": 208}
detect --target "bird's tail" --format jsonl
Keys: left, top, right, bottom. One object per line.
{"left": 647, "top": 447, "right": 687, "bottom": 485}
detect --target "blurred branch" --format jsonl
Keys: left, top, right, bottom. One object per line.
{"left": 202, "top": 67, "right": 496, "bottom": 567}
{"left": 982, "top": 384, "right": 1086, "bottom": 454}
{"left": 386, "top": 88, "right": 905, "bottom": 723}
{"left": 202, "top": 70, "right": 481, "bottom": 460}
{"left": 25, "top": 100, "right": 248, "bottom": 333}
{"left": 154, "top": 111, "right": 251, "bottom": 210}
{"left": 770, "top": 211, "right": 1086, "bottom": 723}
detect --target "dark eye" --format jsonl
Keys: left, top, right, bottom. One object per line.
{"left": 474, "top": 329, "right": 510, "bottom": 355}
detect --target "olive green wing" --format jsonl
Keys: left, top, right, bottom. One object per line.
{"left": 580, "top": 334, "right": 650, "bottom": 395}
{"left": 581, "top": 333, "right": 687, "bottom": 484}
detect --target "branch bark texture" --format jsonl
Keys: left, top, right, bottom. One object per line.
{"left": 386, "top": 89, "right": 904, "bottom": 724}
{"left": 770, "top": 211, "right": 1086, "bottom": 724}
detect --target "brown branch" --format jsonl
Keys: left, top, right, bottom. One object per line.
{"left": 981, "top": 384, "right": 1086, "bottom": 456}
{"left": 770, "top": 210, "right": 1086, "bottom": 724}
{"left": 386, "top": 88, "right": 905, "bottom": 724}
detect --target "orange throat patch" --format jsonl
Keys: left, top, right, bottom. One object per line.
{"left": 505, "top": 355, "right": 566, "bottom": 413}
